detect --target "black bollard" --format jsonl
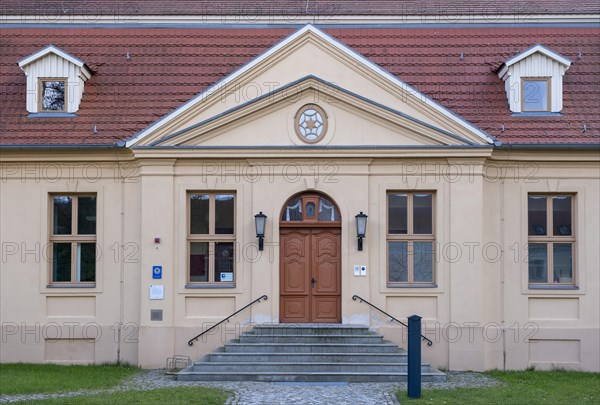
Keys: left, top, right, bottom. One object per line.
{"left": 407, "top": 314, "right": 422, "bottom": 399}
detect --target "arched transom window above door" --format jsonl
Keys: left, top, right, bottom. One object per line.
{"left": 281, "top": 193, "right": 340, "bottom": 223}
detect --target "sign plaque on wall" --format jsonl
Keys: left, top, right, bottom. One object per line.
{"left": 149, "top": 285, "right": 164, "bottom": 300}
{"left": 152, "top": 265, "right": 162, "bottom": 279}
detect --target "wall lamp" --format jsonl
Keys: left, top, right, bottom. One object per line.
{"left": 254, "top": 212, "right": 267, "bottom": 251}
{"left": 355, "top": 211, "right": 368, "bottom": 251}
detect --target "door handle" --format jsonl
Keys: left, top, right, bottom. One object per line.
{"left": 311, "top": 277, "right": 316, "bottom": 288}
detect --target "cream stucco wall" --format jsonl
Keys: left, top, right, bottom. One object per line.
{"left": 1, "top": 149, "right": 598, "bottom": 371}
{"left": 0, "top": 152, "right": 141, "bottom": 365}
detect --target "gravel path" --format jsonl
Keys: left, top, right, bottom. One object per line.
{"left": 0, "top": 370, "right": 502, "bottom": 404}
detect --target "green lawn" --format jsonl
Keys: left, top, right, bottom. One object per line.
{"left": 398, "top": 370, "right": 600, "bottom": 405}
{"left": 0, "top": 363, "right": 139, "bottom": 395}
{"left": 15, "top": 387, "right": 229, "bottom": 405}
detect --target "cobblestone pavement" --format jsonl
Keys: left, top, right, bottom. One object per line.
{"left": 0, "top": 370, "right": 501, "bottom": 404}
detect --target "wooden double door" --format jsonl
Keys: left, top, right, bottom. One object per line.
{"left": 280, "top": 228, "right": 341, "bottom": 323}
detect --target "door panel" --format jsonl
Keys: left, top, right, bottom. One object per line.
{"left": 311, "top": 296, "right": 341, "bottom": 323}
{"left": 282, "top": 258, "right": 307, "bottom": 292}
{"left": 280, "top": 230, "right": 311, "bottom": 322}
{"left": 280, "top": 228, "right": 341, "bottom": 323}
{"left": 312, "top": 231, "right": 341, "bottom": 296}
{"left": 280, "top": 297, "right": 310, "bottom": 322}
{"left": 280, "top": 231, "right": 310, "bottom": 295}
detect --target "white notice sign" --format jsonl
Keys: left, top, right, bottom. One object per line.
{"left": 149, "top": 284, "right": 164, "bottom": 300}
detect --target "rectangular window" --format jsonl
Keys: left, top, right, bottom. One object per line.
{"left": 39, "top": 79, "right": 67, "bottom": 112}
{"left": 49, "top": 195, "right": 97, "bottom": 285}
{"left": 522, "top": 78, "right": 550, "bottom": 112}
{"left": 387, "top": 192, "right": 435, "bottom": 285}
{"left": 188, "top": 193, "right": 235, "bottom": 285}
{"left": 527, "top": 195, "right": 575, "bottom": 286}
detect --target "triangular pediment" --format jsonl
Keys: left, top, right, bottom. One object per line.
{"left": 150, "top": 76, "right": 475, "bottom": 147}
{"left": 130, "top": 25, "right": 493, "bottom": 148}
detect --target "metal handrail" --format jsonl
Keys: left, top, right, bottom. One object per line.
{"left": 187, "top": 294, "right": 268, "bottom": 346}
{"left": 352, "top": 294, "right": 433, "bottom": 346}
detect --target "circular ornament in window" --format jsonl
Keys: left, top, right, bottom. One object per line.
{"left": 294, "top": 104, "right": 328, "bottom": 143}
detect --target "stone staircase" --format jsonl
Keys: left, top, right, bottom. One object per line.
{"left": 178, "top": 324, "right": 446, "bottom": 382}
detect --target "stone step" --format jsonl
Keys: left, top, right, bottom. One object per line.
{"left": 239, "top": 333, "right": 384, "bottom": 344}
{"left": 252, "top": 324, "right": 372, "bottom": 336}
{"left": 223, "top": 341, "right": 400, "bottom": 353}
{"left": 177, "top": 371, "right": 447, "bottom": 383}
{"left": 178, "top": 324, "right": 446, "bottom": 383}
{"left": 205, "top": 352, "right": 408, "bottom": 363}
{"left": 192, "top": 362, "right": 431, "bottom": 373}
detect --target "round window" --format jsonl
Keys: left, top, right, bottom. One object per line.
{"left": 294, "top": 104, "right": 328, "bottom": 143}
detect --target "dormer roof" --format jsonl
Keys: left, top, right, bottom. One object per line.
{"left": 504, "top": 44, "right": 572, "bottom": 68}
{"left": 17, "top": 45, "right": 92, "bottom": 114}
{"left": 18, "top": 45, "right": 91, "bottom": 79}
{"left": 498, "top": 44, "right": 572, "bottom": 80}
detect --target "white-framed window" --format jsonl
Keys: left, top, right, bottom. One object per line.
{"left": 18, "top": 45, "right": 91, "bottom": 114}
{"left": 522, "top": 78, "right": 550, "bottom": 112}
{"left": 39, "top": 78, "right": 67, "bottom": 112}
{"left": 497, "top": 44, "right": 571, "bottom": 113}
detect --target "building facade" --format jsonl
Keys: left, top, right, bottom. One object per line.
{"left": 1, "top": 2, "right": 599, "bottom": 371}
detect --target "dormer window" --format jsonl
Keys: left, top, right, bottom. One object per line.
{"left": 18, "top": 45, "right": 91, "bottom": 115}
{"left": 522, "top": 78, "right": 550, "bottom": 112}
{"left": 40, "top": 79, "right": 66, "bottom": 112}
{"left": 498, "top": 45, "right": 571, "bottom": 114}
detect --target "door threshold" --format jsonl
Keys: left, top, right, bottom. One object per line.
{"left": 267, "top": 323, "right": 366, "bottom": 327}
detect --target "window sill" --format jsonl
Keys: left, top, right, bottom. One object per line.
{"left": 28, "top": 113, "right": 77, "bottom": 118}
{"left": 528, "top": 285, "right": 579, "bottom": 290}
{"left": 387, "top": 283, "right": 438, "bottom": 288}
{"left": 185, "top": 284, "right": 236, "bottom": 289}
{"left": 511, "top": 112, "right": 563, "bottom": 117}
{"left": 46, "top": 284, "right": 96, "bottom": 288}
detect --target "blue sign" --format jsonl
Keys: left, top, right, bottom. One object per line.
{"left": 152, "top": 266, "right": 162, "bottom": 279}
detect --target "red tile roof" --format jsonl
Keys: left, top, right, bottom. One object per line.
{"left": 2, "top": 1, "right": 598, "bottom": 16}
{"left": 1, "top": 27, "right": 599, "bottom": 145}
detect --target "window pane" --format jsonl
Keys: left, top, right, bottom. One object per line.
{"left": 523, "top": 80, "right": 548, "bottom": 111}
{"left": 553, "top": 243, "right": 573, "bottom": 284}
{"left": 318, "top": 197, "right": 340, "bottom": 221}
{"left": 77, "top": 243, "right": 96, "bottom": 282}
{"left": 388, "top": 194, "right": 407, "bottom": 234}
{"left": 528, "top": 243, "right": 548, "bottom": 283}
{"left": 528, "top": 196, "right": 547, "bottom": 236}
{"left": 413, "top": 194, "right": 433, "bottom": 234}
{"left": 41, "top": 80, "right": 65, "bottom": 111}
{"left": 214, "top": 242, "right": 234, "bottom": 283}
{"left": 413, "top": 242, "right": 433, "bottom": 282}
{"left": 553, "top": 196, "right": 572, "bottom": 236}
{"left": 53, "top": 196, "right": 72, "bottom": 235}
{"left": 190, "top": 194, "right": 209, "bottom": 234}
{"left": 77, "top": 196, "right": 96, "bottom": 235}
{"left": 388, "top": 241, "right": 408, "bottom": 282}
{"left": 282, "top": 197, "right": 302, "bottom": 221}
{"left": 305, "top": 201, "right": 316, "bottom": 218}
{"left": 215, "top": 194, "right": 235, "bottom": 234}
{"left": 189, "top": 242, "right": 209, "bottom": 282}
{"left": 52, "top": 243, "right": 72, "bottom": 282}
